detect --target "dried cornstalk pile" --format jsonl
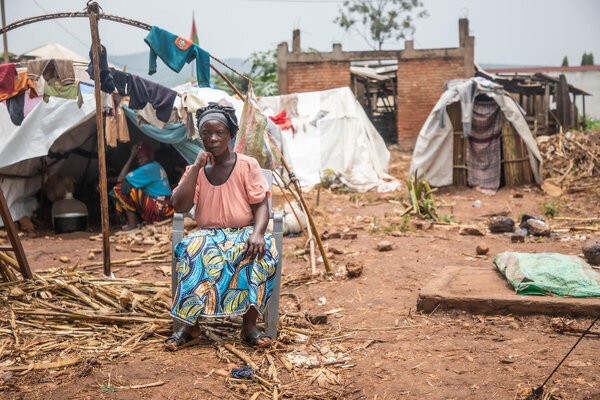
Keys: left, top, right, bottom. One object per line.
{"left": 538, "top": 130, "right": 600, "bottom": 188}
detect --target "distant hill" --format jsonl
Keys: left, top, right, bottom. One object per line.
{"left": 108, "top": 52, "right": 249, "bottom": 88}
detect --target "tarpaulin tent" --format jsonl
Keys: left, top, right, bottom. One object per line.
{"left": 409, "top": 77, "right": 543, "bottom": 188}
{"left": 258, "top": 87, "right": 400, "bottom": 192}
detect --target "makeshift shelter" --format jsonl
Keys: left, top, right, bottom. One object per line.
{"left": 258, "top": 87, "right": 400, "bottom": 192}
{"left": 409, "top": 77, "right": 543, "bottom": 191}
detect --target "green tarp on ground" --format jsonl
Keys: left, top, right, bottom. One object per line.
{"left": 494, "top": 252, "right": 600, "bottom": 297}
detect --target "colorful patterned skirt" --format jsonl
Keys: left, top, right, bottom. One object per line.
{"left": 110, "top": 183, "right": 174, "bottom": 223}
{"left": 170, "top": 226, "right": 279, "bottom": 325}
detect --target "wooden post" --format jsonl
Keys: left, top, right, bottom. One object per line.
{"left": 1, "top": 0, "right": 8, "bottom": 64}
{"left": 279, "top": 157, "right": 331, "bottom": 273}
{"left": 0, "top": 186, "right": 32, "bottom": 279}
{"left": 87, "top": 3, "right": 111, "bottom": 277}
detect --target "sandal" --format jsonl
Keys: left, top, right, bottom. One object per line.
{"left": 243, "top": 330, "right": 273, "bottom": 348}
{"left": 164, "top": 330, "right": 201, "bottom": 351}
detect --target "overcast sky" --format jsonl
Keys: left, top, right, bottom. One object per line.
{"left": 4, "top": 0, "right": 599, "bottom": 66}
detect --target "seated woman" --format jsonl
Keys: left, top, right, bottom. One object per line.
{"left": 110, "top": 142, "right": 174, "bottom": 231}
{"left": 165, "top": 103, "right": 279, "bottom": 350}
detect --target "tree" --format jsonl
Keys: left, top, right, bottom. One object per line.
{"left": 581, "top": 52, "right": 594, "bottom": 66}
{"left": 212, "top": 50, "right": 278, "bottom": 97}
{"left": 561, "top": 56, "right": 569, "bottom": 67}
{"left": 334, "top": 0, "right": 428, "bottom": 51}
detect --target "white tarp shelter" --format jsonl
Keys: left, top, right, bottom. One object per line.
{"left": 409, "top": 77, "right": 543, "bottom": 187}
{"left": 258, "top": 87, "right": 400, "bottom": 192}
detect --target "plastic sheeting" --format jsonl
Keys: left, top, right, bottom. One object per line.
{"left": 494, "top": 252, "right": 600, "bottom": 297}
{"left": 259, "top": 87, "right": 400, "bottom": 192}
{"left": 409, "top": 77, "right": 543, "bottom": 187}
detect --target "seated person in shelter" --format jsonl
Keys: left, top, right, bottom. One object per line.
{"left": 165, "top": 103, "right": 279, "bottom": 350}
{"left": 110, "top": 142, "right": 174, "bottom": 231}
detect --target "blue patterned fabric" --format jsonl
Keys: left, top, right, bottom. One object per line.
{"left": 171, "top": 226, "right": 278, "bottom": 325}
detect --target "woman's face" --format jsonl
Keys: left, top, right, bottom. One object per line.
{"left": 136, "top": 152, "right": 152, "bottom": 166}
{"left": 200, "top": 120, "right": 230, "bottom": 157}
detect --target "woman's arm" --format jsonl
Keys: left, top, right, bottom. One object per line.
{"left": 117, "top": 145, "right": 139, "bottom": 183}
{"left": 244, "top": 197, "right": 269, "bottom": 260}
{"left": 171, "top": 151, "right": 213, "bottom": 212}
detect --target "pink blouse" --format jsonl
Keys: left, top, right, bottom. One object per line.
{"left": 175, "top": 153, "right": 270, "bottom": 228}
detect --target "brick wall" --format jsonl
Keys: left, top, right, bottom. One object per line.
{"left": 287, "top": 61, "right": 351, "bottom": 94}
{"left": 396, "top": 57, "right": 465, "bottom": 149}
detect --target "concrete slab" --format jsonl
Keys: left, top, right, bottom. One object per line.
{"left": 417, "top": 266, "right": 600, "bottom": 317}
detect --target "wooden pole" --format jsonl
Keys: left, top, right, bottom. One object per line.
{"left": 1, "top": 0, "right": 8, "bottom": 64}
{"left": 279, "top": 157, "right": 331, "bottom": 273}
{"left": 211, "top": 65, "right": 245, "bottom": 100}
{"left": 0, "top": 186, "right": 32, "bottom": 279}
{"left": 87, "top": 3, "right": 111, "bottom": 277}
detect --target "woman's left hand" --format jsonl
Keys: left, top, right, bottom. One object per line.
{"left": 243, "top": 232, "right": 266, "bottom": 261}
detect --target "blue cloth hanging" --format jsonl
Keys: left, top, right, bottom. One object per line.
{"left": 122, "top": 104, "right": 203, "bottom": 164}
{"left": 144, "top": 26, "right": 211, "bottom": 88}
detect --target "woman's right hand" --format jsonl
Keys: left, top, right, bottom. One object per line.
{"left": 193, "top": 150, "right": 214, "bottom": 168}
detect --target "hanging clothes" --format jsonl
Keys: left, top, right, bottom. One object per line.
{"left": 27, "top": 59, "right": 76, "bottom": 86}
{"left": 0, "top": 63, "right": 17, "bottom": 94}
{"left": 23, "top": 91, "right": 42, "bottom": 117}
{"left": 43, "top": 81, "right": 83, "bottom": 108}
{"left": 114, "top": 95, "right": 130, "bottom": 144}
{"left": 0, "top": 71, "right": 38, "bottom": 102}
{"left": 136, "top": 102, "right": 180, "bottom": 129}
{"left": 466, "top": 99, "right": 503, "bottom": 195}
{"left": 179, "top": 92, "right": 208, "bottom": 140}
{"left": 128, "top": 74, "right": 177, "bottom": 123}
{"left": 105, "top": 114, "right": 118, "bottom": 147}
{"left": 6, "top": 92, "right": 25, "bottom": 125}
{"left": 144, "top": 26, "right": 211, "bottom": 87}
{"left": 110, "top": 68, "right": 132, "bottom": 96}
{"left": 86, "top": 44, "right": 115, "bottom": 94}
{"left": 269, "top": 110, "right": 295, "bottom": 135}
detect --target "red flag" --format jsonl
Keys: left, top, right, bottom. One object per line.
{"left": 190, "top": 13, "right": 199, "bottom": 45}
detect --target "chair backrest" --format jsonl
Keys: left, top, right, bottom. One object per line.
{"left": 261, "top": 169, "right": 273, "bottom": 219}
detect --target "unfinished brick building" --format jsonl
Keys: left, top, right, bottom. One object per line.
{"left": 277, "top": 19, "right": 475, "bottom": 150}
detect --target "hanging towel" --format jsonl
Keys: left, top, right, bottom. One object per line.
{"left": 43, "top": 81, "right": 83, "bottom": 108}
{"left": 0, "top": 71, "right": 38, "bottom": 102}
{"left": 144, "top": 26, "right": 211, "bottom": 87}
{"left": 6, "top": 92, "right": 25, "bottom": 125}
{"left": 105, "top": 114, "right": 118, "bottom": 147}
{"left": 0, "top": 63, "right": 17, "bottom": 94}
{"left": 116, "top": 98, "right": 130, "bottom": 143}
{"left": 86, "top": 44, "right": 115, "bottom": 94}
{"left": 180, "top": 92, "right": 208, "bottom": 140}
{"left": 110, "top": 68, "right": 132, "bottom": 96}
{"left": 128, "top": 74, "right": 177, "bottom": 123}
{"left": 27, "top": 59, "right": 75, "bottom": 86}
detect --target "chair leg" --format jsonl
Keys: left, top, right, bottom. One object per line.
{"left": 265, "top": 213, "right": 284, "bottom": 339}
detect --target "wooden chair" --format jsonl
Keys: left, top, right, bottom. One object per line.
{"left": 170, "top": 169, "right": 283, "bottom": 339}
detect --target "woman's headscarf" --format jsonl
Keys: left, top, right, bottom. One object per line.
{"left": 196, "top": 102, "right": 239, "bottom": 138}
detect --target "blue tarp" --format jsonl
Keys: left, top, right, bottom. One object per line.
{"left": 122, "top": 104, "right": 202, "bottom": 164}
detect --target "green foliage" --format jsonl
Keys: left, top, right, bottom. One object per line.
{"left": 581, "top": 52, "right": 595, "bottom": 66}
{"left": 211, "top": 50, "right": 278, "bottom": 97}
{"left": 582, "top": 117, "right": 600, "bottom": 131}
{"left": 542, "top": 203, "right": 559, "bottom": 218}
{"left": 561, "top": 56, "right": 569, "bottom": 67}
{"left": 334, "top": 0, "right": 428, "bottom": 50}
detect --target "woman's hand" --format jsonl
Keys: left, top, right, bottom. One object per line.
{"left": 243, "top": 232, "right": 266, "bottom": 261}
{"left": 194, "top": 150, "right": 215, "bottom": 168}
{"left": 130, "top": 143, "right": 141, "bottom": 159}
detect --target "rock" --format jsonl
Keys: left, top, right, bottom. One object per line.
{"left": 309, "top": 314, "right": 328, "bottom": 325}
{"left": 519, "top": 214, "right": 542, "bottom": 229}
{"left": 524, "top": 219, "right": 551, "bottom": 237}
{"left": 511, "top": 228, "right": 528, "bottom": 243}
{"left": 566, "top": 360, "right": 587, "bottom": 368}
{"left": 376, "top": 240, "right": 392, "bottom": 252}
{"left": 542, "top": 181, "right": 563, "bottom": 197}
{"left": 345, "top": 261, "right": 364, "bottom": 278}
{"left": 582, "top": 237, "right": 600, "bottom": 265}
{"left": 413, "top": 220, "right": 433, "bottom": 230}
{"left": 341, "top": 232, "right": 357, "bottom": 240}
{"left": 459, "top": 226, "right": 485, "bottom": 236}
{"left": 87, "top": 252, "right": 95, "bottom": 260}
{"left": 476, "top": 245, "right": 489, "bottom": 255}
{"left": 59, "top": 256, "right": 70, "bottom": 263}
{"left": 488, "top": 216, "right": 515, "bottom": 233}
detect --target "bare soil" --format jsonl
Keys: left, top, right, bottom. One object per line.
{"left": 3, "top": 148, "right": 600, "bottom": 399}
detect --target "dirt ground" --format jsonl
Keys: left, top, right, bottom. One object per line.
{"left": 2, "top": 148, "right": 600, "bottom": 399}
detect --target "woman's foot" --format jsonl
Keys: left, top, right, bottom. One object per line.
{"left": 164, "top": 325, "right": 201, "bottom": 351}
{"left": 241, "top": 307, "right": 272, "bottom": 347}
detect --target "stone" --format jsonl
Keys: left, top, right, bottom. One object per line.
{"left": 582, "top": 237, "right": 600, "bottom": 265}
{"left": 459, "top": 226, "right": 485, "bottom": 236}
{"left": 519, "top": 214, "right": 543, "bottom": 229}
{"left": 376, "top": 241, "right": 392, "bottom": 252}
{"left": 488, "top": 216, "right": 515, "bottom": 233}
{"left": 59, "top": 256, "right": 70, "bottom": 263}
{"left": 341, "top": 232, "right": 357, "bottom": 240}
{"left": 345, "top": 261, "right": 364, "bottom": 278}
{"left": 524, "top": 219, "right": 551, "bottom": 237}
{"left": 476, "top": 245, "right": 489, "bottom": 255}
{"left": 511, "top": 228, "right": 527, "bottom": 243}
{"left": 542, "top": 181, "right": 563, "bottom": 197}
{"left": 309, "top": 314, "right": 328, "bottom": 325}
